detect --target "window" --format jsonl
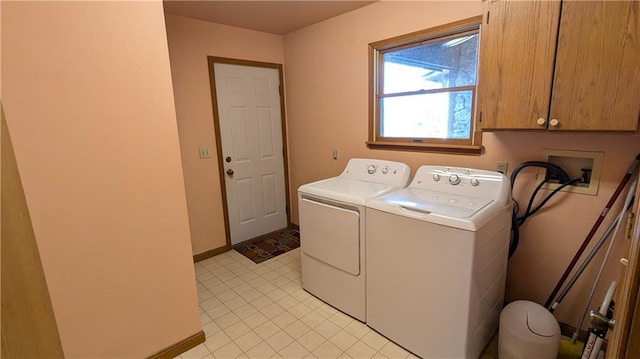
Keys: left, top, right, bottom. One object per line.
{"left": 368, "top": 16, "right": 483, "bottom": 154}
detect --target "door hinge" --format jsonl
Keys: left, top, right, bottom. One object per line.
{"left": 279, "top": 85, "right": 283, "bottom": 96}
{"left": 479, "top": 111, "right": 483, "bottom": 123}
{"left": 486, "top": 11, "right": 490, "bottom": 24}
{"left": 285, "top": 205, "right": 289, "bottom": 215}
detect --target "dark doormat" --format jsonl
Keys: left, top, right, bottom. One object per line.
{"left": 233, "top": 228, "right": 300, "bottom": 264}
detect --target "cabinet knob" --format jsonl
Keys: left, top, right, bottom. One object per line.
{"left": 536, "top": 118, "right": 547, "bottom": 126}
{"left": 549, "top": 118, "right": 560, "bottom": 127}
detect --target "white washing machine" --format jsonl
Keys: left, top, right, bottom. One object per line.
{"left": 366, "top": 166, "right": 512, "bottom": 359}
{"left": 298, "top": 158, "right": 410, "bottom": 321}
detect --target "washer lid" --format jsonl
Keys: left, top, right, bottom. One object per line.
{"left": 298, "top": 177, "right": 399, "bottom": 205}
{"left": 379, "top": 188, "right": 493, "bottom": 218}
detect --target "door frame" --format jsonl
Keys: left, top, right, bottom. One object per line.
{"left": 207, "top": 56, "right": 292, "bottom": 250}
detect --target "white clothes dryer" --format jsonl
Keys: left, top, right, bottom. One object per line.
{"left": 366, "top": 166, "right": 512, "bottom": 359}
{"left": 298, "top": 158, "right": 410, "bottom": 321}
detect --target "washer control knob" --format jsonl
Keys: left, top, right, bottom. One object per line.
{"left": 449, "top": 174, "right": 460, "bottom": 185}
{"left": 367, "top": 165, "right": 377, "bottom": 174}
{"left": 470, "top": 178, "right": 479, "bottom": 186}
{"left": 433, "top": 174, "right": 441, "bottom": 181}
{"left": 382, "top": 167, "right": 389, "bottom": 174}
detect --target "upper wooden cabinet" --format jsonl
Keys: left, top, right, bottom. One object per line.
{"left": 478, "top": 0, "right": 640, "bottom": 131}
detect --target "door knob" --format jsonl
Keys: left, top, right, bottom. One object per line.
{"left": 536, "top": 118, "right": 546, "bottom": 126}
{"left": 225, "top": 156, "right": 232, "bottom": 163}
{"left": 226, "top": 169, "right": 234, "bottom": 176}
{"left": 549, "top": 118, "right": 560, "bottom": 127}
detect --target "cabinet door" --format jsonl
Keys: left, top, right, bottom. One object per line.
{"left": 550, "top": 1, "right": 640, "bottom": 131}
{"left": 478, "top": 0, "right": 560, "bottom": 130}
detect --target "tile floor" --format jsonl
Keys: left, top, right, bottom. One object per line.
{"left": 177, "top": 248, "right": 499, "bottom": 359}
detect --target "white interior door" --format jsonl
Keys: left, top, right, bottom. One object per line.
{"left": 214, "top": 63, "right": 287, "bottom": 245}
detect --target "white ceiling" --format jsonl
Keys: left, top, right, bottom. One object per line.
{"left": 163, "top": 1, "right": 376, "bottom": 35}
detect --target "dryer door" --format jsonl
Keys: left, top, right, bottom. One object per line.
{"left": 299, "top": 197, "right": 360, "bottom": 275}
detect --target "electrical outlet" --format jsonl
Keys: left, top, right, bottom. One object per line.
{"left": 199, "top": 146, "right": 211, "bottom": 159}
{"left": 496, "top": 161, "right": 508, "bottom": 174}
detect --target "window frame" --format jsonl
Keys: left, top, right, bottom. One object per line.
{"left": 367, "top": 16, "right": 484, "bottom": 154}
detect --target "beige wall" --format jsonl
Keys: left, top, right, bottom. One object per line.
{"left": 283, "top": 1, "right": 640, "bottom": 330}
{"left": 2, "top": 2, "right": 201, "bottom": 357}
{"left": 165, "top": 15, "right": 285, "bottom": 255}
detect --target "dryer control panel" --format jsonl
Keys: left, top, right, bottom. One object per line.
{"left": 409, "top": 166, "right": 510, "bottom": 203}
{"left": 340, "top": 158, "right": 411, "bottom": 187}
